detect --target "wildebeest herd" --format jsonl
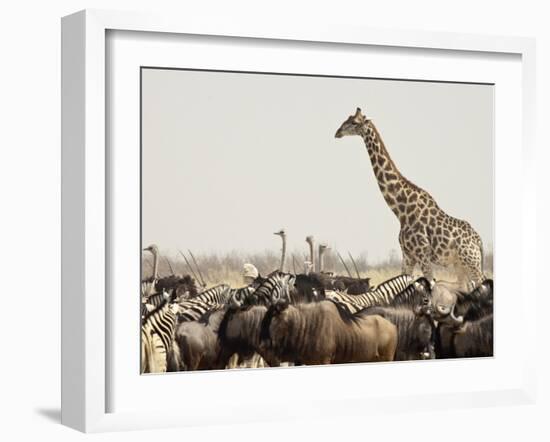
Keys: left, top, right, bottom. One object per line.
{"left": 140, "top": 245, "right": 493, "bottom": 373}
{"left": 140, "top": 107, "right": 493, "bottom": 373}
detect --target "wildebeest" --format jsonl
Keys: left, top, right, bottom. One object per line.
{"left": 359, "top": 303, "right": 436, "bottom": 361}
{"left": 429, "top": 282, "right": 465, "bottom": 325}
{"left": 433, "top": 279, "right": 493, "bottom": 359}
{"left": 175, "top": 308, "right": 225, "bottom": 370}
{"left": 436, "top": 314, "right": 493, "bottom": 358}
{"left": 430, "top": 278, "right": 493, "bottom": 326}
{"left": 260, "top": 300, "right": 397, "bottom": 365}
{"left": 217, "top": 305, "right": 281, "bottom": 368}
{"left": 453, "top": 279, "right": 493, "bottom": 321}
{"left": 155, "top": 274, "right": 199, "bottom": 300}
{"left": 291, "top": 273, "right": 327, "bottom": 303}
{"left": 330, "top": 275, "right": 371, "bottom": 294}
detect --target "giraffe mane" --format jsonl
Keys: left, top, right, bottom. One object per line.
{"left": 369, "top": 122, "right": 427, "bottom": 195}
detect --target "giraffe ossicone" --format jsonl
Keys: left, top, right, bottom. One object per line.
{"left": 335, "top": 107, "right": 485, "bottom": 288}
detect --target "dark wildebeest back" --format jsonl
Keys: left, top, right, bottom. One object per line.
{"left": 217, "top": 306, "right": 280, "bottom": 368}
{"left": 437, "top": 314, "right": 493, "bottom": 359}
{"left": 331, "top": 276, "right": 371, "bottom": 294}
{"left": 292, "top": 273, "right": 327, "bottom": 303}
{"left": 453, "top": 279, "right": 493, "bottom": 321}
{"left": 155, "top": 274, "right": 199, "bottom": 300}
{"left": 175, "top": 308, "right": 225, "bottom": 370}
{"left": 262, "top": 300, "right": 397, "bottom": 365}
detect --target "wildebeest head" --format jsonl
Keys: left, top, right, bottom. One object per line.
{"left": 453, "top": 278, "right": 493, "bottom": 322}
{"left": 413, "top": 299, "right": 437, "bottom": 359}
{"left": 430, "top": 282, "right": 463, "bottom": 327}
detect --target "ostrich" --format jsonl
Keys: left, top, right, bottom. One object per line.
{"left": 274, "top": 229, "right": 287, "bottom": 272}
{"left": 303, "top": 261, "right": 314, "bottom": 275}
{"left": 318, "top": 243, "right": 329, "bottom": 273}
{"left": 305, "top": 235, "right": 316, "bottom": 272}
{"left": 143, "top": 244, "right": 160, "bottom": 297}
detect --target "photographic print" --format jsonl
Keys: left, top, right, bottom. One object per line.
{"left": 140, "top": 68, "right": 494, "bottom": 373}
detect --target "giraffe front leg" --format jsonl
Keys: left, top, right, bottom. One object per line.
{"left": 401, "top": 253, "right": 416, "bottom": 276}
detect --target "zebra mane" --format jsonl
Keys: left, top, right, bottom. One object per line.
{"left": 328, "top": 299, "right": 364, "bottom": 324}
{"left": 370, "top": 274, "right": 413, "bottom": 292}
{"left": 142, "top": 297, "right": 169, "bottom": 322}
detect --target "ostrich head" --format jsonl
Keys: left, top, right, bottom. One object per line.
{"left": 274, "top": 229, "right": 286, "bottom": 238}
{"left": 318, "top": 244, "right": 329, "bottom": 255}
{"left": 305, "top": 235, "right": 314, "bottom": 246}
{"left": 335, "top": 107, "right": 368, "bottom": 138}
{"left": 143, "top": 244, "right": 159, "bottom": 255}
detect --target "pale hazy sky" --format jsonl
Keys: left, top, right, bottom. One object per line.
{"left": 142, "top": 68, "right": 493, "bottom": 262}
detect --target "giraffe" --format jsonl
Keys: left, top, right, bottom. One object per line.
{"left": 334, "top": 108, "right": 484, "bottom": 287}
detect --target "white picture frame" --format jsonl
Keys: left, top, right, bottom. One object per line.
{"left": 61, "top": 9, "right": 537, "bottom": 433}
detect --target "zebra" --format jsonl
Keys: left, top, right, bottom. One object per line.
{"left": 141, "top": 289, "right": 172, "bottom": 322}
{"left": 189, "top": 283, "right": 231, "bottom": 305}
{"left": 325, "top": 274, "right": 414, "bottom": 314}
{"left": 228, "top": 286, "right": 256, "bottom": 308}
{"left": 176, "top": 298, "right": 220, "bottom": 323}
{"left": 141, "top": 300, "right": 180, "bottom": 373}
{"left": 247, "top": 271, "right": 296, "bottom": 306}
{"left": 175, "top": 284, "right": 235, "bottom": 324}
{"left": 390, "top": 277, "right": 433, "bottom": 309}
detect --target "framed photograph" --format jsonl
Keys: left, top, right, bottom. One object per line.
{"left": 61, "top": 9, "right": 537, "bottom": 432}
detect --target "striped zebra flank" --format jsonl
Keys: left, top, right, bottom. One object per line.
{"left": 247, "top": 272, "right": 295, "bottom": 306}
{"left": 390, "top": 277, "right": 432, "bottom": 308}
{"left": 228, "top": 285, "right": 256, "bottom": 308}
{"left": 177, "top": 298, "right": 218, "bottom": 323}
{"left": 326, "top": 274, "right": 414, "bottom": 313}
{"left": 141, "top": 290, "right": 171, "bottom": 320}
{"left": 190, "top": 283, "right": 231, "bottom": 305}
{"left": 141, "top": 300, "right": 178, "bottom": 373}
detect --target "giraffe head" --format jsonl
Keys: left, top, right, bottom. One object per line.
{"left": 335, "top": 108, "right": 368, "bottom": 138}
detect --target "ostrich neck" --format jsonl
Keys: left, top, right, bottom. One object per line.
{"left": 152, "top": 250, "right": 159, "bottom": 281}
{"left": 318, "top": 248, "right": 325, "bottom": 273}
{"left": 308, "top": 241, "right": 315, "bottom": 270}
{"left": 280, "top": 236, "right": 287, "bottom": 272}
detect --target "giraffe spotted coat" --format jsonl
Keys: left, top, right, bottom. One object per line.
{"left": 335, "top": 108, "right": 484, "bottom": 286}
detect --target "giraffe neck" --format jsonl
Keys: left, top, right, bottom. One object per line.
{"left": 359, "top": 122, "right": 417, "bottom": 221}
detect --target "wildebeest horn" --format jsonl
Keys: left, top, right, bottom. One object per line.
{"left": 163, "top": 256, "right": 175, "bottom": 275}
{"left": 348, "top": 252, "right": 361, "bottom": 279}
{"left": 188, "top": 249, "right": 207, "bottom": 287}
{"left": 336, "top": 251, "right": 353, "bottom": 277}
{"left": 449, "top": 306, "right": 464, "bottom": 326}
{"left": 178, "top": 250, "right": 200, "bottom": 284}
